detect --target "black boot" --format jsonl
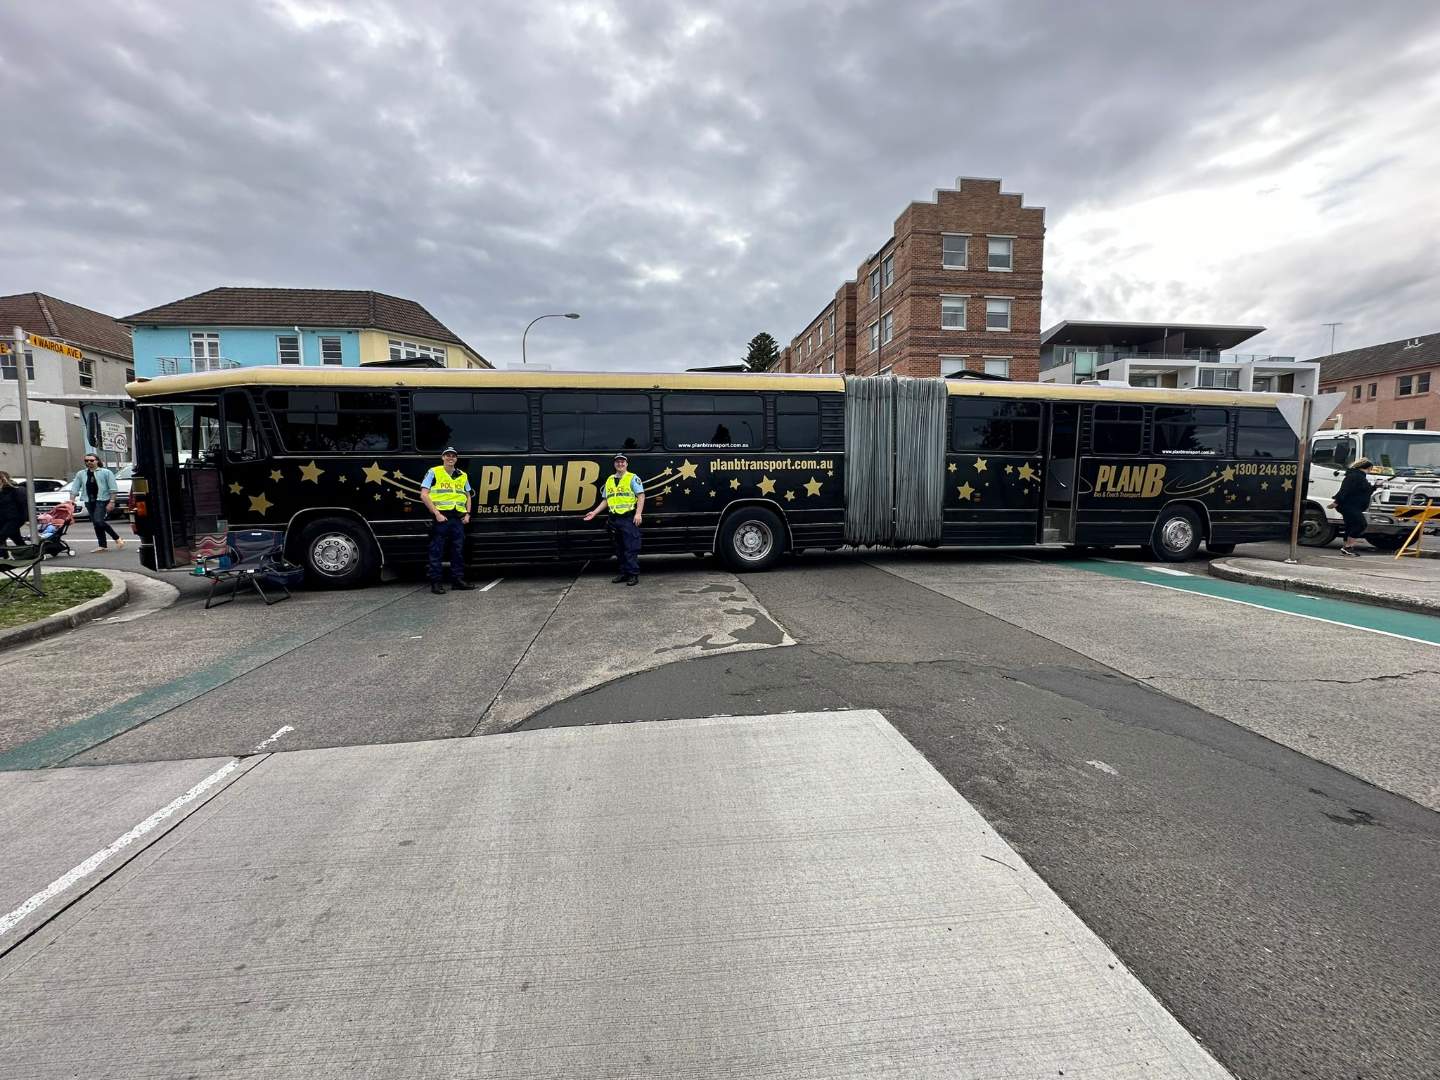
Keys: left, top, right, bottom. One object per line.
{"left": 611, "top": 574, "right": 628, "bottom": 583}
{"left": 451, "top": 579, "right": 476, "bottom": 591}
{"left": 431, "top": 582, "right": 446, "bottom": 594}
{"left": 626, "top": 575, "right": 639, "bottom": 586}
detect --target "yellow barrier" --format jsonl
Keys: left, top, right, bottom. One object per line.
{"left": 1393, "top": 500, "right": 1440, "bottom": 558}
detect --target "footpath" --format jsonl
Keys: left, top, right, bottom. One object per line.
{"left": 1211, "top": 549, "right": 1440, "bottom": 616}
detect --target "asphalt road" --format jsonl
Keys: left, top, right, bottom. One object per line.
{"left": 3, "top": 535, "right": 1438, "bottom": 1079}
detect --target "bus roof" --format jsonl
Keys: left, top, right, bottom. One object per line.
{"left": 125, "top": 365, "right": 1292, "bottom": 409}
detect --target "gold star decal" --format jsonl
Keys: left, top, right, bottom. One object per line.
{"left": 729, "top": 478, "right": 740, "bottom": 490}
{"left": 1004, "top": 464, "right": 1014, "bottom": 474}
{"left": 300, "top": 461, "right": 325, "bottom": 484}
{"left": 1282, "top": 478, "right": 1293, "bottom": 491}
{"left": 784, "top": 490, "right": 796, "bottom": 502}
{"left": 708, "top": 490, "right": 716, "bottom": 498}
{"left": 804, "top": 477, "right": 823, "bottom": 497}
{"left": 957, "top": 482, "right": 975, "bottom": 501}
{"left": 363, "top": 461, "right": 387, "bottom": 484}
{"left": 339, "top": 475, "right": 348, "bottom": 484}
{"left": 947, "top": 462, "right": 957, "bottom": 474}
{"left": 228, "top": 482, "right": 243, "bottom": 495}
{"left": 374, "top": 493, "right": 382, "bottom": 501}
{"left": 269, "top": 469, "right": 283, "bottom": 483}
{"left": 826, "top": 470, "right": 833, "bottom": 476}
{"left": 1017, "top": 463, "right": 1036, "bottom": 482}
{"left": 1220, "top": 466, "right": 1237, "bottom": 482}
{"left": 758, "top": 475, "right": 777, "bottom": 496}
{"left": 683, "top": 487, "right": 691, "bottom": 495}
{"left": 974, "top": 457, "right": 988, "bottom": 472}
{"left": 1260, "top": 481, "right": 1269, "bottom": 491}
{"left": 249, "top": 493, "right": 273, "bottom": 515}
{"left": 677, "top": 459, "right": 699, "bottom": 480}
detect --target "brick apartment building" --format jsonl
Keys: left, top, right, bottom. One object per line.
{"left": 777, "top": 177, "right": 1045, "bottom": 380}
{"left": 1317, "top": 332, "right": 1440, "bottom": 430}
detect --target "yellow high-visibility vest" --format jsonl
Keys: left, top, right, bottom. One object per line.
{"left": 429, "top": 467, "right": 469, "bottom": 512}
{"left": 604, "top": 472, "right": 639, "bottom": 514}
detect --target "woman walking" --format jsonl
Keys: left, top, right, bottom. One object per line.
{"left": 1330, "top": 456, "right": 1376, "bottom": 558}
{"left": 0, "top": 472, "right": 26, "bottom": 551}
{"left": 68, "top": 455, "right": 125, "bottom": 551}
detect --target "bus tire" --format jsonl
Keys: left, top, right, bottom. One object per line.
{"left": 1150, "top": 506, "right": 1202, "bottom": 562}
{"left": 1299, "top": 504, "right": 1338, "bottom": 547}
{"left": 1205, "top": 542, "right": 1236, "bottom": 555}
{"left": 298, "top": 516, "right": 377, "bottom": 588}
{"left": 718, "top": 507, "right": 786, "bottom": 572}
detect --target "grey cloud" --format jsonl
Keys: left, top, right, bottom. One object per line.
{"left": 2, "top": 0, "right": 1438, "bottom": 370}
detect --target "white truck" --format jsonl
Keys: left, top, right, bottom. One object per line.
{"left": 1302, "top": 427, "right": 1440, "bottom": 548}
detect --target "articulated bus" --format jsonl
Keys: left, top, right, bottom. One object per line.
{"left": 126, "top": 368, "right": 1305, "bottom": 586}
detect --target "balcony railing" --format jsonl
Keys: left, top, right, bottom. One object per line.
{"left": 155, "top": 357, "right": 242, "bottom": 375}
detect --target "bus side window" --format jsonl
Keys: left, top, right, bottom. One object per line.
{"left": 662, "top": 393, "right": 762, "bottom": 450}
{"left": 542, "top": 393, "right": 651, "bottom": 452}
{"left": 222, "top": 392, "right": 263, "bottom": 462}
{"left": 1236, "top": 410, "right": 1297, "bottom": 459}
{"left": 775, "top": 396, "right": 821, "bottom": 451}
{"left": 1090, "top": 404, "right": 1144, "bottom": 455}
{"left": 414, "top": 391, "right": 529, "bottom": 452}
{"left": 950, "top": 398, "right": 1041, "bottom": 453}
{"left": 268, "top": 390, "right": 399, "bottom": 452}
{"left": 1153, "top": 406, "right": 1229, "bottom": 456}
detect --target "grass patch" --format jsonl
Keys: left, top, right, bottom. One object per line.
{"left": 0, "top": 569, "right": 113, "bottom": 631}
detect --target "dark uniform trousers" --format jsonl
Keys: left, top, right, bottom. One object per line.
{"left": 610, "top": 514, "right": 641, "bottom": 576}
{"left": 428, "top": 515, "right": 466, "bottom": 582}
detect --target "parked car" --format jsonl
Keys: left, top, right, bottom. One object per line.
{"left": 113, "top": 463, "right": 134, "bottom": 516}
{"left": 32, "top": 481, "right": 88, "bottom": 520}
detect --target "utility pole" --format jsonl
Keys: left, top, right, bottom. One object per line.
{"left": 1322, "top": 322, "right": 1343, "bottom": 355}
{"left": 11, "top": 325, "right": 42, "bottom": 590}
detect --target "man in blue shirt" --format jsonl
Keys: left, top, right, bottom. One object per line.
{"left": 584, "top": 452, "right": 645, "bottom": 585}
{"left": 420, "top": 447, "right": 474, "bottom": 594}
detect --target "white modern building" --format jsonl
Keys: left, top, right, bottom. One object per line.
{"left": 1038, "top": 320, "right": 1319, "bottom": 395}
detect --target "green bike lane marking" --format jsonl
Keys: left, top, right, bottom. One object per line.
{"left": 1074, "top": 559, "right": 1440, "bottom": 647}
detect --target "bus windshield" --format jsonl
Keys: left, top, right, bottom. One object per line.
{"left": 1362, "top": 432, "right": 1440, "bottom": 475}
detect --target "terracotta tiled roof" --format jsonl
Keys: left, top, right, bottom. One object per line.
{"left": 121, "top": 287, "right": 477, "bottom": 355}
{"left": 1316, "top": 333, "right": 1440, "bottom": 384}
{"left": 0, "top": 292, "right": 133, "bottom": 360}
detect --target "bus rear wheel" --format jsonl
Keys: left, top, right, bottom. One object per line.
{"left": 299, "top": 516, "right": 377, "bottom": 588}
{"left": 1150, "top": 506, "right": 1203, "bottom": 562}
{"left": 718, "top": 507, "right": 785, "bottom": 572}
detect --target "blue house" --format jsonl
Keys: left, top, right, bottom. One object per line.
{"left": 124, "top": 287, "right": 488, "bottom": 377}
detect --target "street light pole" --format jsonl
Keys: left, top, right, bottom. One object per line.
{"left": 521, "top": 312, "right": 581, "bottom": 365}
{"left": 11, "top": 325, "right": 41, "bottom": 589}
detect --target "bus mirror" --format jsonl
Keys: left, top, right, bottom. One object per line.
{"left": 85, "top": 411, "right": 103, "bottom": 450}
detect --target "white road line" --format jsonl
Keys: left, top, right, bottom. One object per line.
{"left": 479, "top": 577, "right": 503, "bottom": 592}
{"left": 1146, "top": 566, "right": 1193, "bottom": 577}
{"left": 1133, "top": 580, "right": 1440, "bottom": 648}
{"left": 0, "top": 760, "right": 240, "bottom": 939}
{"left": 251, "top": 725, "right": 294, "bottom": 753}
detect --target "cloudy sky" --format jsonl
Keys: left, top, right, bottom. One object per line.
{"left": 4, "top": 0, "right": 1438, "bottom": 370}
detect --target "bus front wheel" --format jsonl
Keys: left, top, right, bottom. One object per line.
{"left": 1150, "top": 506, "right": 1203, "bottom": 562}
{"left": 718, "top": 507, "right": 786, "bottom": 572}
{"left": 1299, "top": 505, "right": 1338, "bottom": 547}
{"left": 299, "top": 516, "right": 377, "bottom": 588}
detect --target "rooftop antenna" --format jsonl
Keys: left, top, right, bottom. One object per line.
{"left": 1322, "top": 322, "right": 1344, "bottom": 355}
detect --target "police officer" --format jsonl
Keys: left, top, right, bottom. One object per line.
{"left": 584, "top": 452, "right": 645, "bottom": 585}
{"left": 420, "top": 447, "right": 475, "bottom": 594}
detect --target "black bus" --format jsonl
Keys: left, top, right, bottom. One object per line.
{"left": 126, "top": 368, "right": 1302, "bottom": 585}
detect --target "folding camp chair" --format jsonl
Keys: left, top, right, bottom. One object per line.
{"left": 0, "top": 545, "right": 45, "bottom": 602}
{"left": 204, "top": 529, "right": 301, "bottom": 609}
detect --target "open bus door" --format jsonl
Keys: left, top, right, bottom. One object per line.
{"left": 133, "top": 400, "right": 227, "bottom": 571}
{"left": 1042, "top": 403, "right": 1079, "bottom": 543}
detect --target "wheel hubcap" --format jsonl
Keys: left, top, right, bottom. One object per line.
{"left": 1300, "top": 515, "right": 1325, "bottom": 541}
{"left": 1160, "top": 517, "right": 1194, "bottom": 553}
{"left": 312, "top": 533, "right": 359, "bottom": 575}
{"left": 734, "top": 521, "right": 774, "bottom": 562}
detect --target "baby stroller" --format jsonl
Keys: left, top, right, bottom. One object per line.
{"left": 34, "top": 513, "right": 75, "bottom": 559}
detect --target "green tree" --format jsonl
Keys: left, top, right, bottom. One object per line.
{"left": 742, "top": 332, "right": 781, "bottom": 372}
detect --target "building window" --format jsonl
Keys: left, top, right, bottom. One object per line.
{"left": 941, "top": 295, "right": 967, "bottom": 330}
{"left": 1367, "top": 382, "right": 1377, "bottom": 400}
{"left": 1198, "top": 367, "right": 1240, "bottom": 389}
{"left": 78, "top": 359, "right": 95, "bottom": 388}
{"left": 1253, "top": 376, "right": 1274, "bottom": 392}
{"left": 987, "top": 236, "right": 1014, "bottom": 271}
{"left": 389, "top": 338, "right": 446, "bottom": 362}
{"left": 940, "top": 354, "right": 965, "bottom": 375}
{"left": 1397, "top": 373, "right": 1431, "bottom": 396}
{"left": 981, "top": 356, "right": 1010, "bottom": 378}
{"left": 1395, "top": 419, "right": 1428, "bottom": 430}
{"left": 985, "top": 298, "right": 1012, "bottom": 331}
{"left": 320, "top": 336, "right": 343, "bottom": 366}
{"left": 868, "top": 322, "right": 880, "bottom": 353}
{"left": 1351, "top": 385, "right": 1362, "bottom": 400}
{"left": 828, "top": 311, "right": 836, "bottom": 337}
{"left": 1, "top": 350, "right": 35, "bottom": 381}
{"left": 125, "top": 367, "right": 135, "bottom": 382}
{"left": 825, "top": 354, "right": 835, "bottom": 374}
{"left": 882, "top": 254, "right": 894, "bottom": 288}
{"left": 869, "top": 267, "right": 880, "bottom": 300}
{"left": 880, "top": 311, "right": 893, "bottom": 345}
{"left": 276, "top": 335, "right": 302, "bottom": 364}
{"left": 190, "top": 332, "right": 221, "bottom": 371}
{"left": 942, "top": 234, "right": 968, "bottom": 270}
{"left": 0, "top": 420, "right": 42, "bottom": 444}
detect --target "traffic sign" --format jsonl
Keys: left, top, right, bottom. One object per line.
{"left": 0, "top": 332, "right": 85, "bottom": 361}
